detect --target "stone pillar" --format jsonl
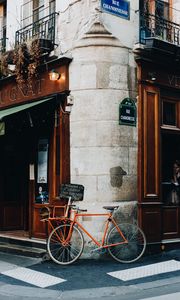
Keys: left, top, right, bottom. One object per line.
{"left": 70, "top": 20, "right": 137, "bottom": 218}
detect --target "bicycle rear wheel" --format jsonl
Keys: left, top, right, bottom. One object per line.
{"left": 107, "top": 223, "right": 146, "bottom": 263}
{"left": 47, "top": 223, "right": 84, "bottom": 265}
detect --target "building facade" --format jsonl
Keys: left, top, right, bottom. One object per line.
{"left": 136, "top": 0, "right": 180, "bottom": 251}
{"left": 0, "top": 0, "right": 180, "bottom": 253}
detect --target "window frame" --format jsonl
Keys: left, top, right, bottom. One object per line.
{"left": 161, "top": 97, "right": 180, "bottom": 130}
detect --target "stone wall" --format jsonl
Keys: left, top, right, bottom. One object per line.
{"left": 58, "top": 2, "right": 139, "bottom": 221}
{"left": 70, "top": 21, "right": 137, "bottom": 208}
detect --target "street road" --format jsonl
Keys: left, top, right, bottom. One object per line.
{"left": 141, "top": 292, "right": 180, "bottom": 300}
{"left": 0, "top": 249, "right": 180, "bottom": 299}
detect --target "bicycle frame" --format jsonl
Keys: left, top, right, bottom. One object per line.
{"left": 67, "top": 211, "right": 128, "bottom": 249}
{"left": 45, "top": 200, "right": 146, "bottom": 265}
{"left": 43, "top": 198, "right": 129, "bottom": 250}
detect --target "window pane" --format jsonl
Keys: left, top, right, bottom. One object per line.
{"left": 49, "top": 0, "right": 55, "bottom": 14}
{"left": 33, "top": 0, "right": 44, "bottom": 22}
{"left": 163, "top": 101, "right": 176, "bottom": 126}
{"left": 156, "top": 0, "right": 169, "bottom": 20}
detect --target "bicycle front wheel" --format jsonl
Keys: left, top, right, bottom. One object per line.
{"left": 107, "top": 223, "right": 146, "bottom": 263}
{"left": 47, "top": 223, "right": 84, "bottom": 265}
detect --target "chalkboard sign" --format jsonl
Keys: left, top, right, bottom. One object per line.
{"left": 119, "top": 98, "right": 136, "bottom": 126}
{"left": 59, "top": 184, "right": 84, "bottom": 201}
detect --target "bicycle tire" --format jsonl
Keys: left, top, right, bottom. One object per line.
{"left": 107, "top": 223, "right": 146, "bottom": 263}
{"left": 47, "top": 223, "right": 84, "bottom": 265}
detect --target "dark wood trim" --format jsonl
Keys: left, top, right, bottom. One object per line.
{"left": 143, "top": 85, "right": 160, "bottom": 198}
{"left": 59, "top": 106, "right": 70, "bottom": 185}
{"left": 138, "top": 82, "right": 161, "bottom": 204}
{"left": 138, "top": 64, "right": 162, "bottom": 242}
{"left": 29, "top": 180, "right": 35, "bottom": 238}
{"left": 138, "top": 203, "right": 162, "bottom": 243}
{"left": 48, "top": 121, "right": 57, "bottom": 200}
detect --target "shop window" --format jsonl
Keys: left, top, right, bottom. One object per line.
{"left": 161, "top": 98, "right": 180, "bottom": 206}
{"left": 162, "top": 101, "right": 177, "bottom": 127}
{"left": 161, "top": 133, "right": 180, "bottom": 206}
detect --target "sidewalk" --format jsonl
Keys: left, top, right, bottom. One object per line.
{"left": 0, "top": 249, "right": 180, "bottom": 299}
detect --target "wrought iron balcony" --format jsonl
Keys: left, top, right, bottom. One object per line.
{"left": 140, "top": 12, "right": 180, "bottom": 46}
{"left": 15, "top": 12, "right": 58, "bottom": 53}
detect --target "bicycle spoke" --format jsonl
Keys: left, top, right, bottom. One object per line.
{"left": 51, "top": 244, "right": 64, "bottom": 257}
{"left": 47, "top": 223, "right": 84, "bottom": 265}
{"left": 107, "top": 223, "right": 146, "bottom": 263}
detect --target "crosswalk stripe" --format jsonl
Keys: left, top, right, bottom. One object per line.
{"left": 108, "top": 260, "right": 180, "bottom": 281}
{"left": 2, "top": 267, "right": 66, "bottom": 288}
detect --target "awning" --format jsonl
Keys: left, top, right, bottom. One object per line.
{"left": 0, "top": 98, "right": 53, "bottom": 120}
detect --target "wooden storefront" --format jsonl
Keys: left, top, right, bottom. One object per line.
{"left": 0, "top": 57, "right": 71, "bottom": 239}
{"left": 137, "top": 58, "right": 180, "bottom": 250}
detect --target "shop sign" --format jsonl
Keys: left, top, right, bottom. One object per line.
{"left": 101, "top": 0, "right": 130, "bottom": 20}
{"left": 0, "top": 65, "right": 68, "bottom": 109}
{"left": 119, "top": 98, "right": 136, "bottom": 126}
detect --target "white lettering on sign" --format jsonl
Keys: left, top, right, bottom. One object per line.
{"left": 121, "top": 116, "right": 135, "bottom": 121}
{"left": 168, "top": 75, "right": 180, "bottom": 87}
{"left": 0, "top": 79, "right": 43, "bottom": 105}
{"left": 112, "top": 0, "right": 119, "bottom": 6}
{"left": 102, "top": 3, "right": 128, "bottom": 16}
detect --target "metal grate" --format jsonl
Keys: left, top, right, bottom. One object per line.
{"left": 15, "top": 12, "right": 58, "bottom": 50}
{"left": 140, "top": 13, "right": 180, "bottom": 45}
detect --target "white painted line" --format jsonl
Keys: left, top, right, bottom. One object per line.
{"left": 2, "top": 267, "right": 66, "bottom": 288}
{"left": 108, "top": 260, "right": 180, "bottom": 281}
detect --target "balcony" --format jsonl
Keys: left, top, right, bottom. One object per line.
{"left": 15, "top": 12, "right": 58, "bottom": 54}
{"left": 136, "top": 1, "right": 180, "bottom": 64}
{"left": 140, "top": 12, "right": 180, "bottom": 47}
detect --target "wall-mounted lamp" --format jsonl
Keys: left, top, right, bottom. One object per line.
{"left": 49, "top": 69, "right": 61, "bottom": 81}
{"left": 148, "top": 72, "right": 156, "bottom": 81}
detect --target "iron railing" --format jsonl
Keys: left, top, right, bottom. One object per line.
{"left": 15, "top": 12, "right": 58, "bottom": 48}
{"left": 140, "top": 12, "right": 180, "bottom": 46}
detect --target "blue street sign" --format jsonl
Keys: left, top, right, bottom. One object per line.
{"left": 101, "top": 0, "right": 130, "bottom": 20}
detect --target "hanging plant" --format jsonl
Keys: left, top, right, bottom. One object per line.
{"left": 0, "top": 51, "right": 15, "bottom": 79}
{"left": 0, "top": 54, "right": 8, "bottom": 78}
{"left": 28, "top": 39, "right": 41, "bottom": 87}
{"left": 13, "top": 43, "right": 30, "bottom": 87}
{"left": 13, "top": 40, "right": 42, "bottom": 88}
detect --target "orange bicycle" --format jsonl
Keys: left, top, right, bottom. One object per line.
{"left": 44, "top": 186, "right": 146, "bottom": 265}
